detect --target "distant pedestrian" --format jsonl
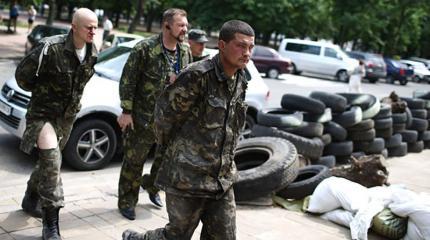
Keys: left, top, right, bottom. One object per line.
{"left": 8, "top": 1, "right": 19, "bottom": 33}
{"left": 102, "top": 15, "right": 113, "bottom": 40}
{"left": 27, "top": 5, "right": 37, "bottom": 33}
{"left": 188, "top": 28, "right": 209, "bottom": 62}
{"left": 349, "top": 60, "right": 365, "bottom": 93}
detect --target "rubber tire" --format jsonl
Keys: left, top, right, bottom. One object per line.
{"left": 391, "top": 112, "right": 407, "bottom": 124}
{"left": 332, "top": 106, "right": 363, "bottom": 128}
{"left": 392, "top": 123, "right": 406, "bottom": 133}
{"left": 336, "top": 70, "right": 349, "bottom": 82}
{"left": 409, "top": 118, "right": 429, "bottom": 132}
{"left": 281, "top": 94, "right": 326, "bottom": 115}
{"left": 251, "top": 125, "right": 325, "bottom": 160}
{"left": 388, "top": 142, "right": 407, "bottom": 157}
{"left": 303, "top": 108, "right": 332, "bottom": 123}
{"left": 347, "top": 129, "right": 376, "bottom": 141}
{"left": 418, "top": 131, "right": 430, "bottom": 141}
{"left": 411, "top": 109, "right": 428, "bottom": 119}
{"left": 373, "top": 104, "right": 392, "bottom": 119}
{"left": 376, "top": 127, "right": 393, "bottom": 139}
{"left": 234, "top": 137, "right": 299, "bottom": 201}
{"left": 374, "top": 118, "right": 393, "bottom": 130}
{"left": 323, "top": 121, "right": 347, "bottom": 141}
{"left": 317, "top": 155, "right": 336, "bottom": 168}
{"left": 280, "top": 122, "right": 324, "bottom": 138}
{"left": 323, "top": 141, "right": 353, "bottom": 156}
{"left": 407, "top": 140, "right": 424, "bottom": 153}
{"left": 266, "top": 67, "right": 280, "bottom": 79}
{"left": 385, "top": 134, "right": 403, "bottom": 148}
{"left": 337, "top": 93, "right": 381, "bottom": 119}
{"left": 399, "top": 130, "right": 418, "bottom": 143}
{"left": 309, "top": 91, "right": 348, "bottom": 113}
{"left": 319, "top": 133, "right": 332, "bottom": 146}
{"left": 276, "top": 165, "right": 331, "bottom": 200}
{"left": 401, "top": 97, "right": 425, "bottom": 109}
{"left": 257, "top": 108, "right": 303, "bottom": 128}
{"left": 353, "top": 138, "right": 385, "bottom": 154}
{"left": 63, "top": 119, "right": 117, "bottom": 171}
{"left": 347, "top": 119, "right": 375, "bottom": 131}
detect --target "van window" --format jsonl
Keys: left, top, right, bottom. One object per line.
{"left": 324, "top": 47, "right": 338, "bottom": 58}
{"left": 285, "top": 42, "right": 320, "bottom": 55}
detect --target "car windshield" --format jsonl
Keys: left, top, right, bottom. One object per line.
{"left": 95, "top": 46, "right": 132, "bottom": 81}
{"left": 97, "top": 46, "right": 131, "bottom": 63}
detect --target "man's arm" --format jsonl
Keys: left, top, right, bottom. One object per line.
{"left": 154, "top": 70, "right": 202, "bottom": 145}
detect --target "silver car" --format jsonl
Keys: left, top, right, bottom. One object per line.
{"left": 0, "top": 39, "right": 270, "bottom": 170}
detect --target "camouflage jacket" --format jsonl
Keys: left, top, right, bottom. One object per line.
{"left": 154, "top": 54, "right": 248, "bottom": 199}
{"left": 15, "top": 31, "right": 98, "bottom": 120}
{"left": 119, "top": 34, "right": 192, "bottom": 126}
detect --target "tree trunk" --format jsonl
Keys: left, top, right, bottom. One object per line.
{"left": 46, "top": 0, "right": 56, "bottom": 26}
{"left": 55, "top": 2, "right": 62, "bottom": 20}
{"left": 114, "top": 11, "right": 120, "bottom": 28}
{"left": 128, "top": 0, "right": 144, "bottom": 33}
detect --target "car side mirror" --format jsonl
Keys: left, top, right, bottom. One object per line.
{"left": 336, "top": 53, "right": 343, "bottom": 60}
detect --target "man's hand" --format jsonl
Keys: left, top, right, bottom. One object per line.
{"left": 117, "top": 113, "right": 134, "bottom": 132}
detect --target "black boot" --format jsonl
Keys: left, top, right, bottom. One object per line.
{"left": 22, "top": 190, "right": 42, "bottom": 218}
{"left": 42, "top": 208, "right": 62, "bottom": 240}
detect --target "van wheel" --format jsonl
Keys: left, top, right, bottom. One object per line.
{"left": 336, "top": 70, "right": 349, "bottom": 82}
{"left": 267, "top": 68, "right": 280, "bottom": 79}
{"left": 386, "top": 76, "right": 395, "bottom": 84}
{"left": 413, "top": 76, "right": 421, "bottom": 82}
{"left": 292, "top": 63, "right": 301, "bottom": 75}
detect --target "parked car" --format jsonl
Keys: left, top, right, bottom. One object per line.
{"left": 0, "top": 40, "right": 270, "bottom": 171}
{"left": 346, "top": 51, "right": 387, "bottom": 83}
{"left": 278, "top": 38, "right": 358, "bottom": 82}
{"left": 383, "top": 58, "right": 413, "bottom": 85}
{"left": 25, "top": 24, "right": 70, "bottom": 54}
{"left": 100, "top": 32, "right": 143, "bottom": 51}
{"left": 400, "top": 60, "right": 430, "bottom": 83}
{"left": 408, "top": 57, "right": 430, "bottom": 70}
{"left": 251, "top": 45, "right": 292, "bottom": 79}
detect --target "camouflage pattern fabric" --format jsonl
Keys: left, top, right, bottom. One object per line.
{"left": 27, "top": 147, "right": 64, "bottom": 209}
{"left": 141, "top": 144, "right": 166, "bottom": 195}
{"left": 191, "top": 54, "right": 209, "bottom": 63}
{"left": 118, "top": 33, "right": 192, "bottom": 209}
{"left": 154, "top": 53, "right": 248, "bottom": 199}
{"left": 123, "top": 189, "right": 236, "bottom": 240}
{"left": 16, "top": 31, "right": 98, "bottom": 154}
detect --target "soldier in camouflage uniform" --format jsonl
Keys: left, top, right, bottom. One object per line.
{"left": 188, "top": 29, "right": 209, "bottom": 62}
{"left": 117, "top": 8, "right": 192, "bottom": 220}
{"left": 15, "top": 8, "right": 98, "bottom": 240}
{"left": 122, "top": 20, "right": 255, "bottom": 240}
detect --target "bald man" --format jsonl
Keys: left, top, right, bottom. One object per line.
{"left": 15, "top": 8, "right": 98, "bottom": 240}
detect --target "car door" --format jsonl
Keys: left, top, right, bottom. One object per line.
{"left": 252, "top": 46, "right": 274, "bottom": 73}
{"left": 299, "top": 44, "right": 321, "bottom": 73}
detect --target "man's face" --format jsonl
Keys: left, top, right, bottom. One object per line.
{"left": 220, "top": 33, "right": 254, "bottom": 70}
{"left": 73, "top": 16, "right": 98, "bottom": 43}
{"left": 189, "top": 39, "right": 205, "bottom": 57}
{"left": 167, "top": 15, "right": 188, "bottom": 42}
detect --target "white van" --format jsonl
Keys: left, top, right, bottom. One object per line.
{"left": 278, "top": 38, "right": 358, "bottom": 82}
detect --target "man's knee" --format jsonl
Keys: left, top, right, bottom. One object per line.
{"left": 37, "top": 123, "right": 58, "bottom": 149}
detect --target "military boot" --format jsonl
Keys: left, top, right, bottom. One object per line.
{"left": 21, "top": 189, "right": 42, "bottom": 218}
{"left": 42, "top": 208, "right": 62, "bottom": 240}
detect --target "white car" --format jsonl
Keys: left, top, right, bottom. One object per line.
{"left": 0, "top": 39, "right": 269, "bottom": 170}
{"left": 400, "top": 59, "right": 430, "bottom": 83}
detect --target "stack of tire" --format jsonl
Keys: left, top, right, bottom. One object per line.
{"left": 373, "top": 104, "right": 405, "bottom": 157}
{"left": 389, "top": 104, "right": 409, "bottom": 157}
{"left": 308, "top": 91, "right": 352, "bottom": 166}
{"left": 252, "top": 94, "right": 327, "bottom": 163}
{"left": 400, "top": 97, "right": 429, "bottom": 153}
{"left": 411, "top": 91, "right": 430, "bottom": 148}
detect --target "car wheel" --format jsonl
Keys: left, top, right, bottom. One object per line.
{"left": 63, "top": 119, "right": 117, "bottom": 171}
{"left": 266, "top": 68, "right": 280, "bottom": 79}
{"left": 292, "top": 63, "right": 301, "bottom": 75}
{"left": 368, "top": 78, "right": 378, "bottom": 83}
{"left": 400, "top": 79, "right": 408, "bottom": 85}
{"left": 336, "top": 70, "right": 349, "bottom": 82}
{"left": 386, "top": 75, "right": 394, "bottom": 84}
{"left": 413, "top": 76, "right": 421, "bottom": 82}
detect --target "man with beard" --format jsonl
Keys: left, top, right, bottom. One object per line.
{"left": 15, "top": 8, "right": 98, "bottom": 239}
{"left": 117, "top": 8, "right": 192, "bottom": 220}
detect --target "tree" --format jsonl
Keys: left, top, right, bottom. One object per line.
{"left": 128, "top": 0, "right": 144, "bottom": 33}
{"left": 46, "top": 0, "right": 56, "bottom": 25}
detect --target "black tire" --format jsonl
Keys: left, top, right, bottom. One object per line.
{"left": 281, "top": 94, "right": 326, "bottom": 115}
{"left": 353, "top": 138, "right": 385, "bottom": 154}
{"left": 319, "top": 133, "right": 332, "bottom": 146}
{"left": 399, "top": 130, "right": 418, "bottom": 143}
{"left": 400, "top": 79, "right": 408, "bottom": 85}
{"left": 405, "top": 108, "right": 413, "bottom": 128}
{"left": 388, "top": 142, "right": 407, "bottom": 157}
{"left": 303, "top": 108, "right": 332, "bottom": 123}
{"left": 374, "top": 118, "right": 393, "bottom": 130}
{"left": 418, "top": 131, "right": 430, "bottom": 141}
{"left": 392, "top": 123, "right": 407, "bottom": 133}
{"left": 240, "top": 114, "right": 256, "bottom": 140}
{"left": 323, "top": 141, "right": 353, "bottom": 156}
{"left": 276, "top": 165, "right": 331, "bottom": 200}
{"left": 234, "top": 137, "right": 299, "bottom": 201}
{"left": 323, "top": 121, "right": 347, "bottom": 142}
{"left": 407, "top": 140, "right": 424, "bottom": 153}
{"left": 401, "top": 97, "right": 426, "bottom": 109}
{"left": 266, "top": 67, "right": 280, "bottom": 79}
{"left": 251, "top": 125, "right": 325, "bottom": 160}
{"left": 317, "top": 155, "right": 336, "bottom": 168}
{"left": 332, "top": 106, "right": 363, "bottom": 128}
{"left": 385, "top": 134, "right": 402, "bottom": 148}
{"left": 336, "top": 155, "right": 352, "bottom": 164}
{"left": 280, "top": 122, "right": 324, "bottom": 138}
{"left": 386, "top": 75, "right": 395, "bottom": 84}
{"left": 373, "top": 104, "right": 392, "bottom": 119}
{"left": 336, "top": 70, "right": 349, "bottom": 82}
{"left": 292, "top": 63, "right": 301, "bottom": 75}
{"left": 257, "top": 108, "right": 303, "bottom": 128}
{"left": 411, "top": 109, "right": 428, "bottom": 119}
{"left": 381, "top": 148, "right": 388, "bottom": 159}
{"left": 376, "top": 127, "right": 393, "bottom": 139}
{"left": 409, "top": 118, "right": 429, "bottom": 132}
{"left": 337, "top": 93, "right": 381, "bottom": 119}
{"left": 347, "top": 129, "right": 376, "bottom": 141}
{"left": 424, "top": 140, "right": 430, "bottom": 149}
{"left": 351, "top": 151, "right": 366, "bottom": 159}
{"left": 347, "top": 119, "right": 375, "bottom": 131}
{"left": 309, "top": 91, "right": 348, "bottom": 113}
{"left": 391, "top": 112, "right": 407, "bottom": 124}
{"left": 63, "top": 119, "right": 117, "bottom": 171}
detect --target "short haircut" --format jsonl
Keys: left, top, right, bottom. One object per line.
{"left": 162, "top": 8, "right": 187, "bottom": 25}
{"left": 219, "top": 20, "right": 254, "bottom": 42}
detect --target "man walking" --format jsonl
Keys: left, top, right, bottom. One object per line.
{"left": 122, "top": 19, "right": 254, "bottom": 240}
{"left": 117, "top": 8, "right": 191, "bottom": 220}
{"left": 188, "top": 29, "right": 209, "bottom": 62}
{"left": 15, "top": 8, "right": 98, "bottom": 240}
{"left": 102, "top": 15, "right": 113, "bottom": 40}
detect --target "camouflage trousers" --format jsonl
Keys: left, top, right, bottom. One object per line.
{"left": 24, "top": 117, "right": 74, "bottom": 209}
{"left": 125, "top": 188, "right": 236, "bottom": 240}
{"left": 118, "top": 124, "right": 158, "bottom": 209}
{"left": 141, "top": 144, "right": 165, "bottom": 195}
